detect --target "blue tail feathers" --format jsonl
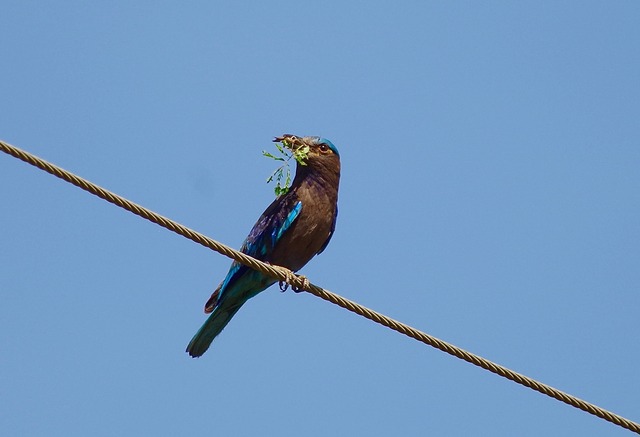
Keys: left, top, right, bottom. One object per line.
{"left": 186, "top": 303, "right": 244, "bottom": 357}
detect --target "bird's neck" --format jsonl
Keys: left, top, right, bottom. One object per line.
{"left": 293, "top": 165, "right": 340, "bottom": 195}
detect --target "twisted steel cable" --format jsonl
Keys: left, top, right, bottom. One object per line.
{"left": 1, "top": 139, "right": 638, "bottom": 435}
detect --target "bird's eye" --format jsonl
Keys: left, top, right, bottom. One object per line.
{"left": 319, "top": 144, "right": 328, "bottom": 152}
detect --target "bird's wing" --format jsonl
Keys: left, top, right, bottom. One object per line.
{"left": 316, "top": 204, "right": 338, "bottom": 255}
{"left": 214, "top": 198, "right": 303, "bottom": 304}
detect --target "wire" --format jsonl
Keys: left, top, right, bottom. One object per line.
{"left": 1, "top": 139, "right": 639, "bottom": 435}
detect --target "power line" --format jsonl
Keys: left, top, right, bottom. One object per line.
{"left": 1, "top": 139, "right": 638, "bottom": 435}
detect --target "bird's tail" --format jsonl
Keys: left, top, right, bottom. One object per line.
{"left": 186, "top": 301, "right": 244, "bottom": 358}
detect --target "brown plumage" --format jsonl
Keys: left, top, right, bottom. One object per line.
{"left": 186, "top": 135, "right": 341, "bottom": 357}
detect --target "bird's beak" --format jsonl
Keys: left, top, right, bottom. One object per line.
{"left": 274, "top": 134, "right": 305, "bottom": 152}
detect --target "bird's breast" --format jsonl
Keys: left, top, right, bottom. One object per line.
{"left": 269, "top": 189, "right": 337, "bottom": 272}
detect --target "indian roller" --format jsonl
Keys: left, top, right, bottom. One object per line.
{"left": 186, "top": 135, "right": 340, "bottom": 357}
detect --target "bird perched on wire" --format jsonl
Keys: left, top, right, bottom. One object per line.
{"left": 186, "top": 134, "right": 341, "bottom": 357}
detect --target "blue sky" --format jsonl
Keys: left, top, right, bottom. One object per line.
{"left": 1, "top": 2, "right": 639, "bottom": 436}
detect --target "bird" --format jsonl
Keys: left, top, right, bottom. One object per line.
{"left": 186, "top": 134, "right": 341, "bottom": 357}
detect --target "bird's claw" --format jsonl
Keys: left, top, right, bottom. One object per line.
{"left": 292, "top": 275, "right": 309, "bottom": 293}
{"left": 278, "top": 274, "right": 309, "bottom": 293}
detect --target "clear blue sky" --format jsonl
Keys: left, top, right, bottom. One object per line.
{"left": 1, "top": 2, "right": 639, "bottom": 436}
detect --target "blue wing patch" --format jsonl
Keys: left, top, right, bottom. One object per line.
{"left": 219, "top": 261, "right": 243, "bottom": 294}
{"left": 272, "top": 201, "right": 302, "bottom": 246}
{"left": 215, "top": 200, "right": 302, "bottom": 305}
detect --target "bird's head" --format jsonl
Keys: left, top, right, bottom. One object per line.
{"left": 274, "top": 134, "right": 340, "bottom": 176}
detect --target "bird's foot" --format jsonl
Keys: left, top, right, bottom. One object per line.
{"left": 292, "top": 275, "right": 310, "bottom": 293}
{"left": 278, "top": 273, "right": 309, "bottom": 293}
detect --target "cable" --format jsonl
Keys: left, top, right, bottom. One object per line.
{"left": 1, "top": 139, "right": 639, "bottom": 434}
